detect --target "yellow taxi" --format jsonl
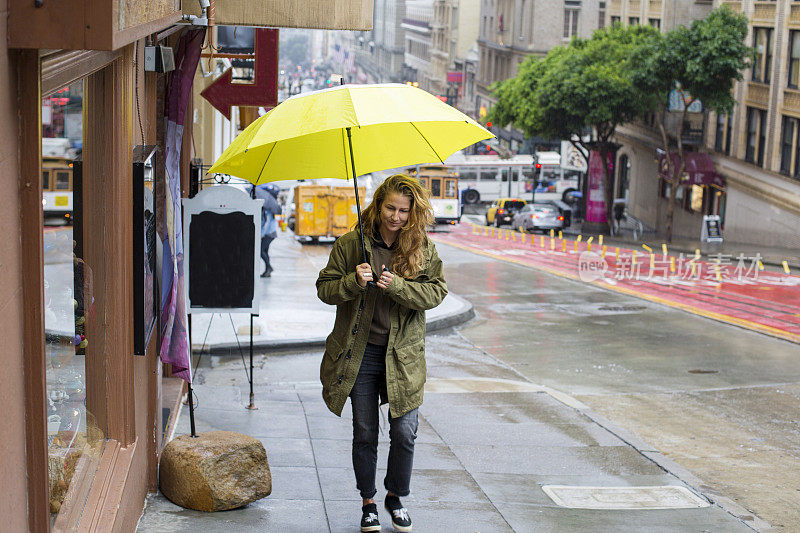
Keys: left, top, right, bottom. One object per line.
{"left": 485, "top": 198, "right": 527, "bottom": 227}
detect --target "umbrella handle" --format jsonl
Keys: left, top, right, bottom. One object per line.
{"left": 346, "top": 127, "right": 370, "bottom": 266}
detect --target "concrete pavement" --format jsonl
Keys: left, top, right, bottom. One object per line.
{"left": 137, "top": 332, "right": 758, "bottom": 533}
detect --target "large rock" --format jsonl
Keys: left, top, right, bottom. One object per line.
{"left": 159, "top": 431, "right": 271, "bottom": 511}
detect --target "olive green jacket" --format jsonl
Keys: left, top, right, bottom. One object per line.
{"left": 316, "top": 229, "right": 447, "bottom": 417}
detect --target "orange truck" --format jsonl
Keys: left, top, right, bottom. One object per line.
{"left": 293, "top": 185, "right": 366, "bottom": 242}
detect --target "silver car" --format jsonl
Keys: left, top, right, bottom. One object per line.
{"left": 512, "top": 203, "right": 565, "bottom": 233}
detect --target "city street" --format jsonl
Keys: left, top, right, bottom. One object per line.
{"left": 138, "top": 227, "right": 797, "bottom": 532}
{"left": 434, "top": 231, "right": 799, "bottom": 531}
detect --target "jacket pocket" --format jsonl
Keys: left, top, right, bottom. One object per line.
{"left": 325, "top": 335, "right": 344, "bottom": 362}
{"left": 394, "top": 338, "right": 424, "bottom": 365}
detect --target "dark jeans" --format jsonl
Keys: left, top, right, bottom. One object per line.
{"left": 260, "top": 233, "right": 276, "bottom": 273}
{"left": 350, "top": 343, "right": 419, "bottom": 499}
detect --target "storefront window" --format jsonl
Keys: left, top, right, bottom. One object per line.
{"left": 43, "top": 82, "right": 104, "bottom": 523}
{"left": 616, "top": 154, "right": 630, "bottom": 201}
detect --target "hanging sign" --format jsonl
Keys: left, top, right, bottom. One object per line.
{"left": 201, "top": 28, "right": 279, "bottom": 120}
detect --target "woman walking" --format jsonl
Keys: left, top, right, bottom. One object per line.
{"left": 316, "top": 174, "right": 447, "bottom": 532}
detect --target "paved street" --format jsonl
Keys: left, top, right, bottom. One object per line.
{"left": 434, "top": 236, "right": 799, "bottom": 531}
{"left": 137, "top": 227, "right": 799, "bottom": 532}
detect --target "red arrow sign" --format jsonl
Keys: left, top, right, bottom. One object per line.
{"left": 201, "top": 28, "right": 279, "bottom": 121}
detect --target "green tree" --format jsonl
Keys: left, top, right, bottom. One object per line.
{"left": 631, "top": 5, "right": 751, "bottom": 242}
{"left": 490, "top": 24, "right": 657, "bottom": 229}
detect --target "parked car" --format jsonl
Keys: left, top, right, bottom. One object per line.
{"left": 540, "top": 199, "right": 573, "bottom": 227}
{"left": 486, "top": 198, "right": 527, "bottom": 227}
{"left": 512, "top": 203, "right": 565, "bottom": 233}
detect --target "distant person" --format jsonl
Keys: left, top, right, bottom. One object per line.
{"left": 255, "top": 184, "right": 282, "bottom": 277}
{"left": 316, "top": 174, "right": 447, "bottom": 533}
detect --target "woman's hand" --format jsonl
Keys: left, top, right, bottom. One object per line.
{"left": 377, "top": 265, "right": 394, "bottom": 290}
{"left": 356, "top": 263, "right": 373, "bottom": 288}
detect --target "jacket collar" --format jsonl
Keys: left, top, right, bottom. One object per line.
{"left": 370, "top": 224, "right": 397, "bottom": 250}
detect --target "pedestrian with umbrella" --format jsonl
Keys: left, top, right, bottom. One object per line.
{"left": 316, "top": 173, "right": 445, "bottom": 532}
{"left": 253, "top": 183, "right": 282, "bottom": 277}
{"left": 207, "top": 82, "right": 492, "bottom": 531}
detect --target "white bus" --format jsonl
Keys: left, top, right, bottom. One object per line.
{"left": 442, "top": 152, "right": 576, "bottom": 204}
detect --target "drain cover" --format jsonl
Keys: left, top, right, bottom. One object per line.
{"left": 542, "top": 485, "right": 710, "bottom": 510}
{"left": 688, "top": 369, "right": 719, "bottom": 374}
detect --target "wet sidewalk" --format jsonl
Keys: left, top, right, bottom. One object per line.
{"left": 188, "top": 231, "right": 474, "bottom": 353}
{"left": 137, "top": 326, "right": 762, "bottom": 532}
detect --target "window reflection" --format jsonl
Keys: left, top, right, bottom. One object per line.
{"left": 43, "top": 81, "right": 104, "bottom": 522}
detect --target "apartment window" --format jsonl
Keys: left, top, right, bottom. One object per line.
{"left": 598, "top": 2, "right": 606, "bottom": 29}
{"left": 752, "top": 27, "right": 773, "bottom": 84}
{"left": 745, "top": 106, "right": 767, "bottom": 166}
{"left": 714, "top": 113, "right": 732, "bottom": 155}
{"left": 648, "top": 18, "right": 661, "bottom": 29}
{"left": 789, "top": 30, "right": 800, "bottom": 89}
{"left": 610, "top": 16, "right": 621, "bottom": 25}
{"left": 629, "top": 17, "right": 639, "bottom": 25}
{"left": 780, "top": 115, "right": 800, "bottom": 180}
{"left": 564, "top": 1, "right": 580, "bottom": 39}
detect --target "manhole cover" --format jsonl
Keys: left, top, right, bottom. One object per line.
{"left": 688, "top": 369, "right": 719, "bottom": 374}
{"left": 597, "top": 305, "right": 646, "bottom": 312}
{"left": 542, "top": 485, "right": 710, "bottom": 510}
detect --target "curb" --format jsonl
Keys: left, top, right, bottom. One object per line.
{"left": 203, "top": 294, "right": 475, "bottom": 355}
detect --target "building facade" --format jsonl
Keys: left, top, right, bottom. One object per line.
{"left": 610, "top": 0, "right": 800, "bottom": 247}
{"left": 475, "top": 0, "right": 605, "bottom": 153}
{"left": 403, "top": 0, "right": 436, "bottom": 87}
{"left": 428, "top": 0, "right": 482, "bottom": 100}
{"left": 332, "top": 0, "right": 406, "bottom": 84}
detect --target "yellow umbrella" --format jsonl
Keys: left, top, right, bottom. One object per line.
{"left": 208, "top": 82, "right": 493, "bottom": 264}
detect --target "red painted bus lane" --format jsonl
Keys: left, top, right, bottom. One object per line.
{"left": 432, "top": 224, "right": 800, "bottom": 343}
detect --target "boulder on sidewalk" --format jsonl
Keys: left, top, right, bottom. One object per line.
{"left": 159, "top": 431, "right": 271, "bottom": 512}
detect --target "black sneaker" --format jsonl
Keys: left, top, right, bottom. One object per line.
{"left": 361, "top": 503, "right": 381, "bottom": 532}
{"left": 384, "top": 494, "right": 412, "bottom": 532}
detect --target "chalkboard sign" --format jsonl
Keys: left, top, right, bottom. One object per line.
{"left": 133, "top": 145, "right": 158, "bottom": 355}
{"left": 182, "top": 185, "right": 263, "bottom": 314}
{"left": 701, "top": 214, "right": 723, "bottom": 243}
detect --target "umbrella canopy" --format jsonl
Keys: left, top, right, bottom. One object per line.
{"left": 208, "top": 83, "right": 494, "bottom": 184}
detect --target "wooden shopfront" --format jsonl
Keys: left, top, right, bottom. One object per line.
{"left": 8, "top": 2, "right": 182, "bottom": 530}
{"left": 3, "top": 1, "right": 374, "bottom": 531}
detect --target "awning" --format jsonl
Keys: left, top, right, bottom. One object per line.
{"left": 658, "top": 152, "right": 725, "bottom": 188}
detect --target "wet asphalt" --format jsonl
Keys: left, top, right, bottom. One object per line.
{"left": 137, "top": 233, "right": 796, "bottom": 532}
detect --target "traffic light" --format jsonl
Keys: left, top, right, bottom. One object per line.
{"left": 534, "top": 163, "right": 542, "bottom": 185}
